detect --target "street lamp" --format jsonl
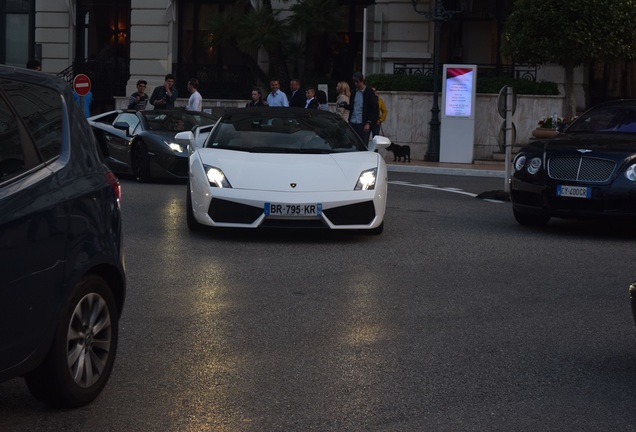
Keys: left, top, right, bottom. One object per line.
{"left": 411, "top": 0, "right": 461, "bottom": 162}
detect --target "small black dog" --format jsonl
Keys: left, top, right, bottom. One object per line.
{"left": 386, "top": 143, "right": 411, "bottom": 162}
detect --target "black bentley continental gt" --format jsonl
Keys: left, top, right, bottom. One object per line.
{"left": 510, "top": 99, "right": 636, "bottom": 226}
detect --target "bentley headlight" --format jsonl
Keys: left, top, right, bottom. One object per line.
{"left": 527, "top": 157, "right": 542, "bottom": 175}
{"left": 166, "top": 141, "right": 186, "bottom": 153}
{"left": 204, "top": 165, "right": 232, "bottom": 188}
{"left": 355, "top": 168, "right": 377, "bottom": 191}
{"left": 513, "top": 154, "right": 526, "bottom": 172}
{"left": 625, "top": 163, "right": 636, "bottom": 181}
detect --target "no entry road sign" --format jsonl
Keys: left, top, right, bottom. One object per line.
{"left": 73, "top": 74, "right": 91, "bottom": 96}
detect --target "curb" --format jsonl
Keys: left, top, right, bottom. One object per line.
{"left": 387, "top": 163, "right": 506, "bottom": 178}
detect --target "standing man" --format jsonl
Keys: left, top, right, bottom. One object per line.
{"left": 266, "top": 79, "right": 289, "bottom": 107}
{"left": 128, "top": 80, "right": 149, "bottom": 110}
{"left": 186, "top": 78, "right": 203, "bottom": 111}
{"left": 288, "top": 78, "right": 304, "bottom": 107}
{"left": 150, "top": 74, "right": 178, "bottom": 110}
{"left": 340, "top": 72, "right": 378, "bottom": 143}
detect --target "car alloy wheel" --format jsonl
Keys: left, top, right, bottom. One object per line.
{"left": 24, "top": 275, "right": 119, "bottom": 408}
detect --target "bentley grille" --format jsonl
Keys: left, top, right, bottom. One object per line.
{"left": 547, "top": 157, "right": 616, "bottom": 182}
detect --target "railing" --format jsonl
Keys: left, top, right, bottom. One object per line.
{"left": 393, "top": 63, "right": 539, "bottom": 81}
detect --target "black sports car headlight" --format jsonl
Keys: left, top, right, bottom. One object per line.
{"left": 355, "top": 168, "right": 377, "bottom": 191}
{"left": 165, "top": 140, "right": 187, "bottom": 153}
{"left": 203, "top": 164, "right": 232, "bottom": 188}
{"left": 625, "top": 163, "right": 636, "bottom": 182}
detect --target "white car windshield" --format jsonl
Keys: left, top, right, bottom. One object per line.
{"left": 205, "top": 109, "right": 366, "bottom": 153}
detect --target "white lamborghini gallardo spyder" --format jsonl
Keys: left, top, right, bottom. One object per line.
{"left": 182, "top": 107, "right": 391, "bottom": 234}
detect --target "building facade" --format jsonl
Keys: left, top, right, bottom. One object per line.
{"left": 2, "top": 1, "right": 601, "bottom": 116}
{"left": 4, "top": 1, "right": 528, "bottom": 108}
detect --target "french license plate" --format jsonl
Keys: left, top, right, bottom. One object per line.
{"left": 557, "top": 185, "right": 590, "bottom": 199}
{"left": 264, "top": 203, "right": 322, "bottom": 216}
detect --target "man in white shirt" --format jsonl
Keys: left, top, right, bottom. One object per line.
{"left": 266, "top": 79, "right": 289, "bottom": 107}
{"left": 186, "top": 78, "right": 203, "bottom": 111}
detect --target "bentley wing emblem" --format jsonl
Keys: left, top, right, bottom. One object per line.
{"left": 577, "top": 149, "right": 592, "bottom": 153}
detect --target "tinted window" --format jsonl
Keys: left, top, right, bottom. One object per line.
{"left": 142, "top": 111, "right": 217, "bottom": 132}
{"left": 568, "top": 102, "right": 636, "bottom": 133}
{"left": 0, "top": 79, "right": 63, "bottom": 162}
{"left": 116, "top": 112, "right": 141, "bottom": 132}
{"left": 0, "top": 95, "right": 25, "bottom": 182}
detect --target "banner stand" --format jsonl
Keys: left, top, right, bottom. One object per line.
{"left": 440, "top": 64, "right": 477, "bottom": 163}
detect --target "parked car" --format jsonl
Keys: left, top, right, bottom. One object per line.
{"left": 510, "top": 99, "right": 636, "bottom": 226}
{"left": 88, "top": 109, "right": 218, "bottom": 182}
{"left": 0, "top": 65, "right": 126, "bottom": 407}
{"left": 185, "top": 107, "right": 391, "bottom": 233}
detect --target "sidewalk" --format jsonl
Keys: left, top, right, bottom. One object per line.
{"left": 386, "top": 158, "right": 508, "bottom": 178}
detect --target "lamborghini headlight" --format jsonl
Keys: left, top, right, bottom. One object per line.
{"left": 625, "top": 163, "right": 636, "bottom": 181}
{"left": 355, "top": 168, "right": 377, "bottom": 191}
{"left": 204, "top": 164, "right": 232, "bottom": 188}
{"left": 166, "top": 141, "right": 186, "bottom": 153}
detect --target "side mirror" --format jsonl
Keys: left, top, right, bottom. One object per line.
{"left": 113, "top": 122, "right": 131, "bottom": 136}
{"left": 368, "top": 135, "right": 391, "bottom": 152}
{"left": 175, "top": 131, "right": 195, "bottom": 147}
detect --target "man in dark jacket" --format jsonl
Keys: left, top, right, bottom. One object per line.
{"left": 149, "top": 74, "right": 178, "bottom": 110}
{"left": 288, "top": 78, "right": 305, "bottom": 108}
{"left": 340, "top": 72, "right": 378, "bottom": 143}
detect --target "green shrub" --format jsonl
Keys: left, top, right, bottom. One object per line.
{"left": 366, "top": 73, "right": 559, "bottom": 95}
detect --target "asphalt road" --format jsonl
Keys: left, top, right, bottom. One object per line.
{"left": 1, "top": 172, "right": 636, "bottom": 431}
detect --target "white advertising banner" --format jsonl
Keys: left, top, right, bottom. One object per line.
{"left": 440, "top": 65, "right": 477, "bottom": 163}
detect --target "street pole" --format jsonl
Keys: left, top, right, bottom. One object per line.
{"left": 427, "top": 11, "right": 442, "bottom": 161}
{"left": 411, "top": 0, "right": 461, "bottom": 162}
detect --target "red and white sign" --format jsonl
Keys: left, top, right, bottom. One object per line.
{"left": 73, "top": 74, "right": 91, "bottom": 96}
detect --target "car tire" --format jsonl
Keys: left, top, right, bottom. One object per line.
{"left": 186, "top": 181, "right": 206, "bottom": 231}
{"left": 132, "top": 141, "right": 151, "bottom": 182}
{"left": 24, "top": 275, "right": 119, "bottom": 408}
{"left": 513, "top": 209, "right": 550, "bottom": 226}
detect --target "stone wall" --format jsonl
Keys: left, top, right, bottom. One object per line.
{"left": 115, "top": 92, "right": 566, "bottom": 162}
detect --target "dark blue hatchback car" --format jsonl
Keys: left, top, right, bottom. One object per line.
{"left": 0, "top": 65, "right": 126, "bottom": 407}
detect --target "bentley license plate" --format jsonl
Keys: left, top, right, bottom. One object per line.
{"left": 557, "top": 185, "right": 590, "bottom": 199}
{"left": 265, "top": 203, "right": 322, "bottom": 216}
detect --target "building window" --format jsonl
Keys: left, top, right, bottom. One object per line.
{"left": 0, "top": 0, "right": 34, "bottom": 68}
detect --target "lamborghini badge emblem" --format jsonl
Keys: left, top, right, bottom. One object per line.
{"left": 290, "top": 183, "right": 297, "bottom": 188}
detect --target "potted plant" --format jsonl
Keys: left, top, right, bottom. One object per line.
{"left": 531, "top": 115, "right": 568, "bottom": 139}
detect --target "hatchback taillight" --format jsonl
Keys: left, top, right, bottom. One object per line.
{"left": 105, "top": 170, "right": 121, "bottom": 202}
